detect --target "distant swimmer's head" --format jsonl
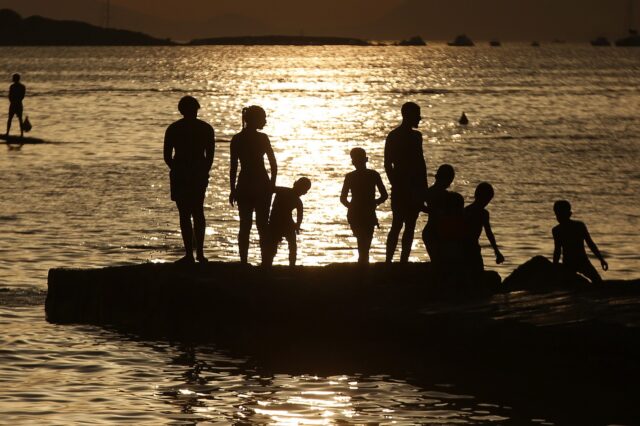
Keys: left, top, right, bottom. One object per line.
{"left": 294, "top": 177, "right": 312, "bottom": 196}
{"left": 12, "top": 73, "right": 20, "bottom": 83}
{"left": 474, "top": 182, "right": 494, "bottom": 207}
{"left": 435, "top": 164, "right": 455, "bottom": 187}
{"left": 553, "top": 200, "right": 572, "bottom": 223}
{"left": 178, "top": 96, "right": 200, "bottom": 118}
{"left": 401, "top": 102, "right": 421, "bottom": 128}
{"left": 242, "top": 105, "right": 267, "bottom": 130}
{"left": 350, "top": 147, "right": 368, "bottom": 169}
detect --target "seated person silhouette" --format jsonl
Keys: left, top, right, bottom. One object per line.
{"left": 164, "top": 96, "right": 215, "bottom": 264}
{"left": 422, "top": 164, "right": 455, "bottom": 264}
{"left": 229, "top": 106, "right": 278, "bottom": 265}
{"left": 6, "top": 73, "right": 26, "bottom": 138}
{"left": 463, "top": 182, "right": 505, "bottom": 275}
{"left": 384, "top": 102, "right": 428, "bottom": 263}
{"left": 552, "top": 200, "right": 608, "bottom": 283}
{"left": 264, "top": 177, "right": 311, "bottom": 267}
{"left": 340, "top": 148, "right": 388, "bottom": 264}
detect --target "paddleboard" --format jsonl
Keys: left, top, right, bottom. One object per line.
{"left": 1, "top": 135, "right": 46, "bottom": 144}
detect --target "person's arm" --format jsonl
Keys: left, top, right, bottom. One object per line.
{"left": 375, "top": 172, "right": 388, "bottom": 206}
{"left": 295, "top": 198, "right": 304, "bottom": 234}
{"left": 204, "top": 126, "right": 215, "bottom": 172}
{"left": 584, "top": 223, "right": 608, "bottom": 270}
{"left": 483, "top": 210, "right": 504, "bottom": 264}
{"left": 229, "top": 136, "right": 239, "bottom": 206}
{"left": 163, "top": 127, "right": 174, "bottom": 170}
{"left": 265, "top": 136, "right": 278, "bottom": 190}
{"left": 384, "top": 135, "right": 394, "bottom": 186}
{"left": 417, "top": 132, "right": 428, "bottom": 187}
{"left": 340, "top": 176, "right": 351, "bottom": 208}
{"left": 552, "top": 227, "right": 561, "bottom": 264}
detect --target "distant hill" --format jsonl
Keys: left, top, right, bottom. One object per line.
{"left": 366, "top": 0, "right": 633, "bottom": 41}
{"left": 190, "top": 35, "right": 370, "bottom": 46}
{"left": 0, "top": 9, "right": 172, "bottom": 45}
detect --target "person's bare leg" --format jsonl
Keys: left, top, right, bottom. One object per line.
{"left": 287, "top": 233, "right": 297, "bottom": 266}
{"left": 238, "top": 204, "right": 253, "bottom": 264}
{"left": 6, "top": 111, "right": 13, "bottom": 136}
{"left": 400, "top": 213, "right": 418, "bottom": 263}
{"left": 18, "top": 114, "right": 23, "bottom": 138}
{"left": 255, "top": 195, "right": 271, "bottom": 264}
{"left": 177, "top": 201, "right": 194, "bottom": 262}
{"left": 386, "top": 215, "right": 403, "bottom": 263}
{"left": 193, "top": 201, "right": 207, "bottom": 262}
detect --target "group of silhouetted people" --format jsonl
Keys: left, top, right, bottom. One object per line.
{"left": 160, "top": 95, "right": 608, "bottom": 283}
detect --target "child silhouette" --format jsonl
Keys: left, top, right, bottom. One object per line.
{"left": 340, "top": 148, "right": 388, "bottom": 264}
{"left": 265, "top": 177, "right": 311, "bottom": 266}
{"left": 552, "top": 200, "right": 608, "bottom": 283}
{"left": 464, "top": 182, "right": 505, "bottom": 275}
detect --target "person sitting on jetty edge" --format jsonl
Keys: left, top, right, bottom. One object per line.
{"left": 6, "top": 73, "right": 26, "bottom": 138}
{"left": 464, "top": 182, "right": 505, "bottom": 276}
{"left": 264, "top": 177, "right": 311, "bottom": 267}
{"left": 340, "top": 148, "right": 388, "bottom": 264}
{"left": 229, "top": 106, "right": 278, "bottom": 265}
{"left": 552, "top": 200, "right": 608, "bottom": 283}
{"left": 384, "top": 102, "right": 428, "bottom": 263}
{"left": 422, "top": 164, "right": 455, "bottom": 265}
{"left": 164, "top": 96, "right": 215, "bottom": 264}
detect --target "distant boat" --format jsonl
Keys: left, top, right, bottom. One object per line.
{"left": 448, "top": 34, "right": 474, "bottom": 46}
{"left": 531, "top": 41, "right": 540, "bottom": 47}
{"left": 616, "top": 30, "right": 640, "bottom": 46}
{"left": 591, "top": 36, "right": 612, "bottom": 46}
{"left": 399, "top": 35, "right": 426, "bottom": 46}
{"left": 489, "top": 40, "right": 501, "bottom": 47}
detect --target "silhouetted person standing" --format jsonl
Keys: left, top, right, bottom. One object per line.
{"left": 6, "top": 74, "right": 25, "bottom": 138}
{"left": 384, "top": 102, "right": 428, "bottom": 262}
{"left": 229, "top": 106, "right": 278, "bottom": 264}
{"left": 464, "top": 182, "right": 504, "bottom": 276}
{"left": 340, "top": 148, "right": 388, "bottom": 264}
{"left": 164, "top": 96, "right": 215, "bottom": 264}
{"left": 422, "top": 164, "right": 455, "bottom": 265}
{"left": 265, "top": 177, "right": 311, "bottom": 267}
{"left": 552, "top": 200, "right": 608, "bottom": 283}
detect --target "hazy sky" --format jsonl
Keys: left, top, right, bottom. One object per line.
{"left": 0, "top": 0, "right": 638, "bottom": 41}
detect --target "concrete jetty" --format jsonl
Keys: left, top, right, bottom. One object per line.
{"left": 45, "top": 261, "right": 500, "bottom": 336}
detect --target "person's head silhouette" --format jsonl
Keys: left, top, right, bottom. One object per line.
{"left": 293, "top": 177, "right": 312, "bottom": 196}
{"left": 12, "top": 73, "right": 20, "bottom": 83}
{"left": 434, "top": 164, "right": 455, "bottom": 187}
{"left": 178, "top": 96, "right": 200, "bottom": 119}
{"left": 401, "top": 102, "right": 421, "bottom": 129}
{"left": 474, "top": 182, "right": 494, "bottom": 207}
{"left": 553, "top": 200, "right": 572, "bottom": 223}
{"left": 242, "top": 105, "right": 267, "bottom": 130}
{"left": 350, "top": 147, "right": 368, "bottom": 170}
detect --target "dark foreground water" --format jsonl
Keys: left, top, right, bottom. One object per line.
{"left": 1, "top": 45, "right": 639, "bottom": 424}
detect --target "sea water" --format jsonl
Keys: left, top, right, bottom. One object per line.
{"left": 0, "top": 45, "right": 638, "bottom": 424}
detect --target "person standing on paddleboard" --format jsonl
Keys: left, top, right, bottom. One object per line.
{"left": 6, "top": 73, "right": 25, "bottom": 138}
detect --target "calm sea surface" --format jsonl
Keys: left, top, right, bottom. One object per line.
{"left": 0, "top": 45, "right": 639, "bottom": 424}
